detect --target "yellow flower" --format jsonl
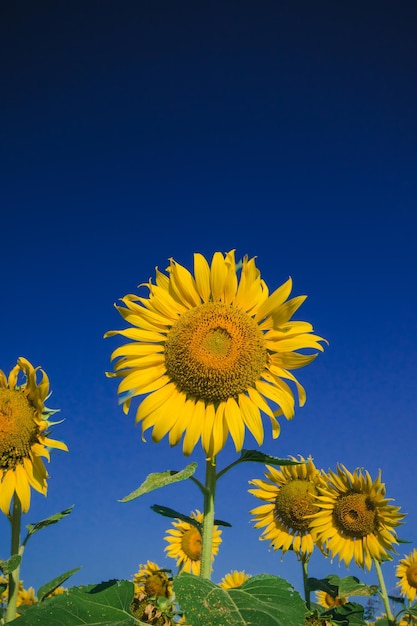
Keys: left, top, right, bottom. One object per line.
{"left": 315, "top": 590, "right": 348, "bottom": 608}
{"left": 309, "top": 465, "right": 405, "bottom": 570}
{"left": 17, "top": 585, "right": 37, "bottom": 607}
{"left": 249, "top": 456, "right": 322, "bottom": 557}
{"left": 218, "top": 570, "right": 250, "bottom": 589}
{"left": 132, "top": 560, "right": 172, "bottom": 598}
{"left": 396, "top": 548, "right": 417, "bottom": 603}
{"left": 164, "top": 510, "right": 222, "bottom": 575}
{"left": 0, "top": 357, "right": 68, "bottom": 515}
{"left": 105, "top": 251, "right": 326, "bottom": 458}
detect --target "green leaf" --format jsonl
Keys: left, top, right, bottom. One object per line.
{"left": 150, "top": 505, "right": 202, "bottom": 530}
{"left": 23, "top": 506, "right": 74, "bottom": 545}
{"left": 320, "top": 601, "right": 365, "bottom": 626}
{"left": 238, "top": 450, "right": 304, "bottom": 466}
{"left": 37, "top": 567, "right": 82, "bottom": 602}
{"left": 0, "top": 555, "right": 21, "bottom": 574}
{"left": 174, "top": 572, "right": 307, "bottom": 626}
{"left": 119, "top": 463, "right": 197, "bottom": 502}
{"left": 8, "top": 579, "right": 139, "bottom": 626}
{"left": 308, "top": 575, "right": 377, "bottom": 598}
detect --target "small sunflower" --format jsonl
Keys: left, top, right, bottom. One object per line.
{"left": 132, "top": 560, "right": 173, "bottom": 599}
{"left": 218, "top": 570, "right": 250, "bottom": 589}
{"left": 0, "top": 357, "right": 68, "bottom": 515}
{"left": 249, "top": 456, "right": 322, "bottom": 558}
{"left": 164, "top": 510, "right": 222, "bottom": 575}
{"left": 105, "top": 251, "right": 326, "bottom": 458}
{"left": 309, "top": 465, "right": 405, "bottom": 570}
{"left": 396, "top": 549, "right": 417, "bottom": 603}
{"left": 315, "top": 590, "right": 348, "bottom": 608}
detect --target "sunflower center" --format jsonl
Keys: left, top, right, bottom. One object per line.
{"left": 180, "top": 527, "right": 202, "bottom": 561}
{"left": 333, "top": 492, "right": 377, "bottom": 538}
{"left": 164, "top": 302, "right": 267, "bottom": 402}
{"left": 0, "top": 389, "right": 38, "bottom": 470}
{"left": 144, "top": 573, "right": 169, "bottom": 598}
{"left": 274, "top": 479, "right": 318, "bottom": 532}
{"left": 406, "top": 564, "right": 417, "bottom": 589}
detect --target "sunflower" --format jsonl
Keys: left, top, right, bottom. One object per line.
{"left": 0, "top": 357, "right": 68, "bottom": 515}
{"left": 309, "top": 465, "right": 405, "bottom": 570}
{"left": 105, "top": 251, "right": 326, "bottom": 458}
{"left": 164, "top": 510, "right": 222, "bottom": 575}
{"left": 396, "top": 549, "right": 417, "bottom": 603}
{"left": 248, "top": 456, "right": 322, "bottom": 558}
{"left": 315, "top": 590, "right": 348, "bottom": 608}
{"left": 132, "top": 560, "right": 173, "bottom": 599}
{"left": 218, "top": 570, "right": 250, "bottom": 589}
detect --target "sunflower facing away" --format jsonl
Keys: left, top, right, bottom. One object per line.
{"left": 105, "top": 251, "right": 326, "bottom": 458}
{"left": 309, "top": 464, "right": 405, "bottom": 570}
{"left": 248, "top": 456, "right": 322, "bottom": 558}
{"left": 164, "top": 509, "right": 222, "bottom": 575}
{"left": 132, "top": 560, "right": 173, "bottom": 599}
{"left": 0, "top": 357, "right": 68, "bottom": 515}
{"left": 396, "top": 549, "right": 417, "bottom": 603}
{"left": 218, "top": 570, "right": 250, "bottom": 589}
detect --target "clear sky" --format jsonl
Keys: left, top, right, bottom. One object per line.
{"left": 1, "top": 0, "right": 416, "bottom": 603}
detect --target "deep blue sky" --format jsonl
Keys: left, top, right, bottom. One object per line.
{"left": 1, "top": 0, "right": 416, "bottom": 602}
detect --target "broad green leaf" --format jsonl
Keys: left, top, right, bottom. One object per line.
{"left": 119, "top": 463, "right": 197, "bottom": 502}
{"left": 0, "top": 555, "right": 21, "bottom": 574}
{"left": 37, "top": 567, "right": 82, "bottom": 602}
{"left": 8, "top": 579, "right": 139, "bottom": 626}
{"left": 238, "top": 450, "right": 304, "bottom": 466}
{"left": 174, "top": 572, "right": 307, "bottom": 626}
{"left": 308, "top": 575, "right": 377, "bottom": 598}
{"left": 23, "top": 506, "right": 74, "bottom": 546}
{"left": 320, "top": 601, "right": 365, "bottom": 626}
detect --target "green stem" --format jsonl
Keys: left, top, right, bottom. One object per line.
{"left": 6, "top": 496, "right": 22, "bottom": 623}
{"left": 200, "top": 457, "right": 217, "bottom": 580}
{"left": 374, "top": 558, "right": 395, "bottom": 625}
{"left": 302, "top": 556, "right": 310, "bottom": 610}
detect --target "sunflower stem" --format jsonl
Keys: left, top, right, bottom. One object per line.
{"left": 374, "top": 558, "right": 395, "bottom": 624}
{"left": 6, "top": 496, "right": 22, "bottom": 623}
{"left": 302, "top": 556, "right": 310, "bottom": 610}
{"left": 200, "top": 457, "right": 217, "bottom": 580}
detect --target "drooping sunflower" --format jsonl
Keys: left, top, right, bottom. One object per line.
{"left": 315, "top": 590, "right": 348, "bottom": 608}
{"left": 164, "top": 510, "right": 222, "bottom": 575}
{"left": 132, "top": 560, "right": 173, "bottom": 599}
{"left": 218, "top": 570, "right": 250, "bottom": 589}
{"left": 248, "top": 456, "right": 322, "bottom": 558}
{"left": 396, "top": 549, "right": 417, "bottom": 603}
{"left": 0, "top": 357, "right": 68, "bottom": 515}
{"left": 309, "top": 465, "right": 405, "bottom": 570}
{"left": 105, "top": 251, "right": 326, "bottom": 458}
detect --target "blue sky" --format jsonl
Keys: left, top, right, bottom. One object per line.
{"left": 1, "top": 0, "right": 417, "bottom": 603}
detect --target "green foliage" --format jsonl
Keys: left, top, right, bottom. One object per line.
{"left": 173, "top": 572, "right": 307, "bottom": 626}
{"left": 22, "top": 506, "right": 74, "bottom": 548}
{"left": 7, "top": 579, "right": 140, "bottom": 626}
{"left": 37, "top": 567, "right": 82, "bottom": 602}
{"left": 119, "top": 463, "right": 198, "bottom": 502}
{"left": 0, "top": 555, "right": 21, "bottom": 575}
{"left": 308, "top": 575, "right": 378, "bottom": 598}
{"left": 238, "top": 450, "right": 305, "bottom": 466}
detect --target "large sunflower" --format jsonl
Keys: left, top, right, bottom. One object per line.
{"left": 248, "top": 456, "right": 322, "bottom": 557}
{"left": 132, "top": 560, "right": 173, "bottom": 599}
{"left": 396, "top": 549, "right": 417, "bottom": 603}
{"left": 164, "top": 510, "right": 222, "bottom": 575}
{"left": 105, "top": 251, "right": 326, "bottom": 458}
{"left": 0, "top": 357, "right": 68, "bottom": 515}
{"left": 309, "top": 465, "right": 405, "bottom": 570}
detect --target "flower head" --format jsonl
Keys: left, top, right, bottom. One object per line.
{"left": 0, "top": 357, "right": 68, "bottom": 514}
{"left": 249, "top": 456, "right": 322, "bottom": 558}
{"left": 218, "top": 570, "right": 250, "bottom": 589}
{"left": 309, "top": 464, "right": 405, "bottom": 570}
{"left": 132, "top": 561, "right": 172, "bottom": 599}
{"left": 164, "top": 510, "right": 222, "bottom": 575}
{"left": 396, "top": 549, "right": 417, "bottom": 603}
{"left": 315, "top": 590, "right": 348, "bottom": 608}
{"left": 106, "top": 251, "right": 326, "bottom": 458}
